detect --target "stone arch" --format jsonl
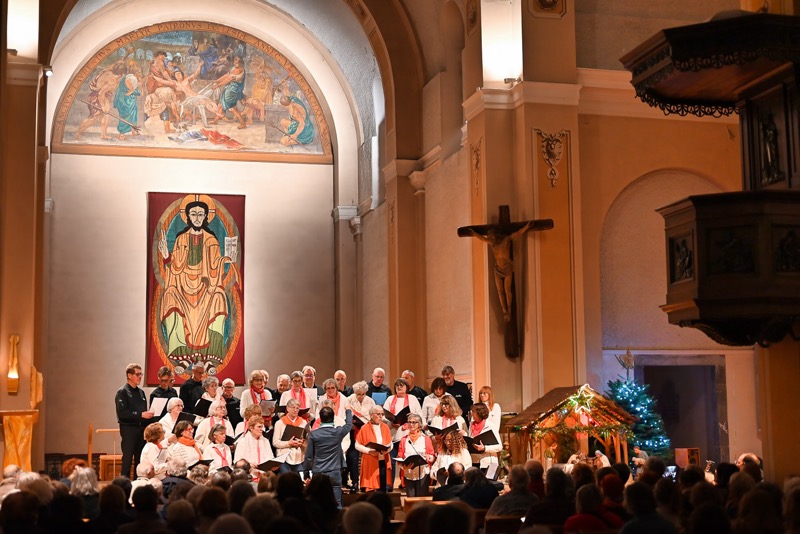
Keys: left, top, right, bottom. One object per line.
{"left": 440, "top": 1, "right": 466, "bottom": 156}
{"left": 600, "top": 168, "right": 725, "bottom": 350}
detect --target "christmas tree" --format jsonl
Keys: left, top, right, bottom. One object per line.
{"left": 606, "top": 378, "right": 672, "bottom": 459}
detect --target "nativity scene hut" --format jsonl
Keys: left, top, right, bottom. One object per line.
{"left": 506, "top": 384, "right": 635, "bottom": 469}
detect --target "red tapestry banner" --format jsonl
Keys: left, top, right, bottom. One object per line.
{"left": 146, "top": 192, "right": 245, "bottom": 385}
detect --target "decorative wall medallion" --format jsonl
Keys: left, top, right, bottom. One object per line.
{"left": 708, "top": 226, "right": 756, "bottom": 274}
{"left": 536, "top": 130, "right": 565, "bottom": 188}
{"left": 529, "top": 0, "right": 567, "bottom": 18}
{"left": 669, "top": 233, "right": 694, "bottom": 283}
{"left": 470, "top": 137, "right": 482, "bottom": 196}
{"left": 774, "top": 226, "right": 800, "bottom": 273}
{"left": 466, "top": 0, "right": 479, "bottom": 35}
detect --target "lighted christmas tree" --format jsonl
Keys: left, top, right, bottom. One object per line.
{"left": 606, "top": 378, "right": 672, "bottom": 459}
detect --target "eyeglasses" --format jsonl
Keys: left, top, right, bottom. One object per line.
{"left": 325, "top": 386, "right": 337, "bottom": 390}
{"left": 408, "top": 421, "right": 421, "bottom": 425}
{"left": 160, "top": 378, "right": 175, "bottom": 383}
{"left": 134, "top": 372, "right": 143, "bottom": 376}
{"left": 223, "top": 385, "right": 235, "bottom": 389}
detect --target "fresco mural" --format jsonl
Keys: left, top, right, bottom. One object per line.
{"left": 146, "top": 193, "right": 245, "bottom": 384}
{"left": 53, "top": 22, "right": 332, "bottom": 163}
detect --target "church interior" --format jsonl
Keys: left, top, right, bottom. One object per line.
{"left": 2, "top": 0, "right": 800, "bottom": 486}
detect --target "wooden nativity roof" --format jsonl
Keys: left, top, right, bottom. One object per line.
{"left": 505, "top": 384, "right": 635, "bottom": 429}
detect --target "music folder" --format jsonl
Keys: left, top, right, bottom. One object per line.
{"left": 399, "top": 454, "right": 427, "bottom": 468}
{"left": 259, "top": 399, "right": 277, "bottom": 412}
{"left": 371, "top": 392, "right": 388, "bottom": 405}
{"left": 464, "top": 429, "right": 499, "bottom": 454}
{"left": 177, "top": 411, "right": 200, "bottom": 425}
{"left": 383, "top": 406, "right": 410, "bottom": 425}
{"left": 188, "top": 459, "right": 213, "bottom": 470}
{"left": 257, "top": 452, "right": 290, "bottom": 472}
{"left": 366, "top": 442, "right": 390, "bottom": 453}
{"left": 194, "top": 398, "right": 213, "bottom": 416}
{"left": 215, "top": 466, "right": 233, "bottom": 474}
{"left": 280, "top": 424, "right": 308, "bottom": 442}
{"left": 225, "top": 434, "right": 240, "bottom": 447}
{"left": 149, "top": 397, "right": 168, "bottom": 417}
{"left": 427, "top": 422, "right": 458, "bottom": 436}
{"left": 352, "top": 416, "right": 367, "bottom": 429}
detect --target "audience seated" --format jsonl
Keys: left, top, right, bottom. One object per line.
{"left": 487, "top": 465, "right": 536, "bottom": 516}
{"left": 432, "top": 462, "right": 465, "bottom": 501}
{"left": 523, "top": 467, "right": 575, "bottom": 529}
{"left": 564, "top": 483, "right": 623, "bottom": 532}
{"left": 459, "top": 467, "right": 500, "bottom": 509}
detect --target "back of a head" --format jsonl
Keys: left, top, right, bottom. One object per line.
{"left": 653, "top": 477, "right": 678, "bottom": 508}
{"left": 186, "top": 484, "right": 209, "bottom": 511}
{"left": 689, "top": 502, "right": 731, "bottom": 534}
{"left": 364, "top": 491, "right": 394, "bottom": 523}
{"left": 131, "top": 483, "right": 159, "bottom": 513}
{"left": 509, "top": 465, "right": 530, "bottom": 492}
{"left": 49, "top": 493, "right": 84, "bottom": 524}
{"left": 19, "top": 478, "right": 54, "bottom": 506}
{"left": 399, "top": 503, "right": 433, "bottom": 534}
{"left": 524, "top": 460, "right": 544, "bottom": 482}
{"left": 166, "top": 499, "right": 196, "bottom": 528}
{"left": 208, "top": 513, "right": 254, "bottom": 534}
{"left": 464, "top": 467, "right": 489, "bottom": 488}
{"left": 111, "top": 477, "right": 132, "bottom": 500}
{"left": 2, "top": 464, "right": 21, "bottom": 480}
{"left": 242, "top": 494, "right": 282, "bottom": 532}
{"left": 319, "top": 406, "right": 334, "bottom": 424}
{"left": 447, "top": 461, "right": 464, "bottom": 483}
{"left": 545, "top": 466, "right": 572, "bottom": 500}
{"left": 275, "top": 472, "right": 304, "bottom": 502}
{"left": 228, "top": 479, "right": 257, "bottom": 515}
{"left": 98, "top": 483, "right": 127, "bottom": 513}
{"left": 716, "top": 462, "right": 738, "bottom": 487}
{"left": 343, "top": 502, "right": 382, "bottom": 534}
{"left": 575, "top": 483, "right": 602, "bottom": 514}
{"left": 678, "top": 465, "right": 705, "bottom": 489}
{"left": 210, "top": 471, "right": 232, "bottom": 492}
{"left": 198, "top": 486, "right": 229, "bottom": 519}
{"left": 740, "top": 461, "right": 762, "bottom": 483}
{"left": 624, "top": 481, "right": 656, "bottom": 516}
{"left": 570, "top": 462, "right": 594, "bottom": 490}
{"left": 728, "top": 471, "right": 756, "bottom": 501}
{"left": 599, "top": 474, "right": 624, "bottom": 503}
{"left": 428, "top": 502, "right": 473, "bottom": 533}
{"left": 786, "top": 486, "right": 800, "bottom": 531}
{"left": 611, "top": 462, "right": 631, "bottom": 483}
{"left": 0, "top": 490, "right": 41, "bottom": 525}
{"left": 689, "top": 480, "right": 722, "bottom": 508}
{"left": 736, "top": 488, "right": 782, "bottom": 532}
{"left": 644, "top": 456, "right": 666, "bottom": 476}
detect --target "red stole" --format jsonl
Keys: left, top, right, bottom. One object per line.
{"left": 390, "top": 394, "right": 409, "bottom": 414}
{"left": 471, "top": 419, "right": 486, "bottom": 437}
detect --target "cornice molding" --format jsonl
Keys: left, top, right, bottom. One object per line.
{"left": 7, "top": 61, "right": 43, "bottom": 87}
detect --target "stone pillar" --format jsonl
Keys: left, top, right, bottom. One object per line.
{"left": 1, "top": 61, "right": 45, "bottom": 470}
{"left": 464, "top": 0, "right": 583, "bottom": 413}
{"left": 385, "top": 160, "right": 427, "bottom": 381}
{"left": 332, "top": 206, "right": 361, "bottom": 381}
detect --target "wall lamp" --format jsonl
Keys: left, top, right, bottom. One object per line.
{"left": 43, "top": 66, "right": 53, "bottom": 77}
{"left": 7, "top": 334, "right": 20, "bottom": 394}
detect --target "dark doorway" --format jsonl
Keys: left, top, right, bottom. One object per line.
{"left": 640, "top": 365, "right": 726, "bottom": 465}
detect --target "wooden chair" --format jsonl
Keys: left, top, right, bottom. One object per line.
{"left": 472, "top": 508, "right": 489, "bottom": 534}
{"left": 483, "top": 515, "right": 525, "bottom": 534}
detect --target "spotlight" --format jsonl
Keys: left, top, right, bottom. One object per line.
{"left": 43, "top": 66, "right": 53, "bottom": 77}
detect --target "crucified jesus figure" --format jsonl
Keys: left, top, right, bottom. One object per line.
{"left": 459, "top": 216, "right": 554, "bottom": 322}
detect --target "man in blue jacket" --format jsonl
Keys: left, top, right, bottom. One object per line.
{"left": 304, "top": 407, "right": 353, "bottom": 508}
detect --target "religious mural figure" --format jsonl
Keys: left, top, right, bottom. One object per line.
{"left": 54, "top": 22, "right": 331, "bottom": 161}
{"left": 152, "top": 194, "right": 243, "bottom": 378}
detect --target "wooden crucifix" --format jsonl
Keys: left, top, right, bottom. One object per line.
{"left": 458, "top": 206, "right": 554, "bottom": 356}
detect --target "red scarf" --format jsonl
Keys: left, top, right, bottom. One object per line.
{"left": 178, "top": 436, "right": 202, "bottom": 457}
{"left": 471, "top": 419, "right": 486, "bottom": 437}
{"left": 212, "top": 445, "right": 229, "bottom": 466}
{"left": 326, "top": 393, "right": 341, "bottom": 415}
{"left": 390, "top": 394, "right": 409, "bottom": 414}
{"left": 250, "top": 387, "right": 268, "bottom": 404}
{"left": 281, "top": 415, "right": 303, "bottom": 427}
{"left": 290, "top": 387, "right": 307, "bottom": 408}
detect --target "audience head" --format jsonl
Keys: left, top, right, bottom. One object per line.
{"left": 19, "top": 477, "right": 54, "bottom": 506}
{"left": 166, "top": 499, "right": 196, "bottom": 531}
{"left": 624, "top": 481, "right": 657, "bottom": 516}
{"left": 61, "top": 458, "right": 86, "bottom": 480}
{"left": 189, "top": 464, "right": 210, "bottom": 485}
{"left": 570, "top": 462, "right": 594, "bottom": 491}
{"left": 508, "top": 465, "right": 530, "bottom": 492}
{"left": 275, "top": 472, "right": 304, "bottom": 503}
{"left": 0, "top": 491, "right": 41, "bottom": 526}
{"left": 524, "top": 459, "right": 544, "bottom": 482}
{"left": 344, "top": 501, "right": 383, "bottom": 534}
{"left": 575, "top": 483, "right": 603, "bottom": 514}
{"left": 715, "top": 462, "right": 738, "bottom": 488}
{"left": 678, "top": 464, "right": 706, "bottom": 490}
{"left": 2, "top": 464, "right": 21, "bottom": 480}
{"left": 110, "top": 477, "right": 132, "bottom": 501}
{"left": 210, "top": 470, "right": 232, "bottom": 491}
{"left": 429, "top": 501, "right": 473, "bottom": 533}
{"left": 464, "top": 467, "right": 490, "bottom": 488}
{"left": 209, "top": 513, "right": 254, "bottom": 534}
{"left": 611, "top": 462, "right": 631, "bottom": 484}
{"left": 242, "top": 494, "right": 282, "bottom": 532}
{"left": 447, "top": 462, "right": 465, "bottom": 484}
{"left": 364, "top": 491, "right": 394, "bottom": 524}
{"left": 228, "top": 479, "right": 256, "bottom": 514}
{"left": 68, "top": 466, "right": 99, "bottom": 496}
{"left": 689, "top": 502, "right": 731, "bottom": 534}
{"left": 600, "top": 473, "right": 625, "bottom": 503}
{"left": 306, "top": 473, "right": 337, "bottom": 511}
{"left": 197, "top": 486, "right": 229, "bottom": 520}
{"left": 98, "top": 483, "right": 127, "bottom": 513}
{"left": 131, "top": 483, "right": 159, "bottom": 513}
{"left": 545, "top": 467, "right": 573, "bottom": 500}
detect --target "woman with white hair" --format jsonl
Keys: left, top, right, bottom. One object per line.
{"left": 316, "top": 378, "right": 347, "bottom": 419}
{"left": 194, "top": 399, "right": 234, "bottom": 449}
{"left": 158, "top": 397, "right": 185, "bottom": 446}
{"left": 272, "top": 398, "right": 307, "bottom": 474}
{"left": 397, "top": 413, "right": 435, "bottom": 496}
{"left": 345, "top": 380, "right": 375, "bottom": 492}
{"left": 279, "top": 370, "right": 316, "bottom": 419}
{"left": 70, "top": 466, "right": 101, "bottom": 519}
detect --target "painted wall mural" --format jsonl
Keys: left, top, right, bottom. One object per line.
{"left": 146, "top": 193, "right": 245, "bottom": 385}
{"left": 53, "top": 22, "right": 332, "bottom": 163}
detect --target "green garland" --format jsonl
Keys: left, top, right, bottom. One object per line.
{"left": 514, "top": 422, "right": 633, "bottom": 442}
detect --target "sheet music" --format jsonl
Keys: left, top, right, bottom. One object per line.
{"left": 150, "top": 397, "right": 168, "bottom": 415}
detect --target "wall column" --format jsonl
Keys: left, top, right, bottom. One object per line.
{"left": 385, "top": 160, "right": 427, "bottom": 381}
{"left": 1, "top": 61, "right": 45, "bottom": 469}
{"left": 333, "top": 206, "right": 361, "bottom": 380}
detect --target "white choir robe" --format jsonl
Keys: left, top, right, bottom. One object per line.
{"left": 203, "top": 442, "right": 234, "bottom": 473}
{"left": 194, "top": 416, "right": 235, "bottom": 449}
{"left": 273, "top": 416, "right": 308, "bottom": 466}
{"left": 168, "top": 441, "right": 202, "bottom": 468}
{"left": 430, "top": 415, "right": 467, "bottom": 434}
{"left": 239, "top": 388, "right": 273, "bottom": 419}
{"left": 140, "top": 442, "right": 168, "bottom": 479}
{"left": 486, "top": 403, "right": 502, "bottom": 431}
{"left": 467, "top": 424, "right": 503, "bottom": 468}
{"left": 383, "top": 395, "right": 423, "bottom": 442}
{"left": 314, "top": 392, "right": 348, "bottom": 419}
{"left": 234, "top": 432, "right": 274, "bottom": 467}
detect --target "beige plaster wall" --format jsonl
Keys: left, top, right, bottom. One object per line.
{"left": 424, "top": 149, "right": 473, "bottom": 387}
{"left": 45, "top": 154, "right": 335, "bottom": 454}
{"left": 578, "top": 114, "right": 741, "bottom": 388}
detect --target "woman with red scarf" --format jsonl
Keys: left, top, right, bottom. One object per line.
{"left": 168, "top": 420, "right": 203, "bottom": 467}
{"left": 235, "top": 415, "right": 275, "bottom": 479}
{"left": 467, "top": 403, "right": 502, "bottom": 470}
{"left": 279, "top": 371, "right": 317, "bottom": 421}
{"left": 397, "top": 413, "right": 435, "bottom": 496}
{"left": 202, "top": 423, "right": 233, "bottom": 474}
{"left": 315, "top": 378, "right": 347, "bottom": 419}
{"left": 239, "top": 370, "right": 272, "bottom": 420}
{"left": 383, "top": 377, "right": 423, "bottom": 488}
{"left": 272, "top": 398, "right": 307, "bottom": 474}
{"left": 355, "top": 405, "right": 393, "bottom": 492}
